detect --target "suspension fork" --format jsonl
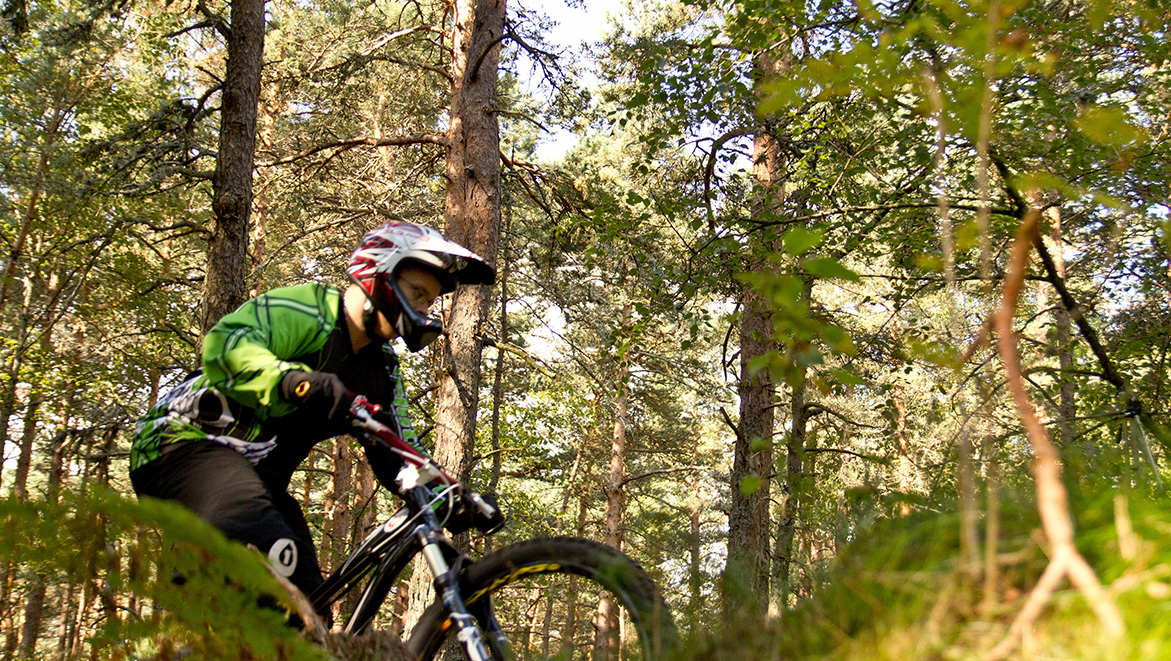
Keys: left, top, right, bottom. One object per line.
{"left": 409, "top": 488, "right": 496, "bottom": 661}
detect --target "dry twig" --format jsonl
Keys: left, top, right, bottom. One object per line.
{"left": 984, "top": 209, "right": 1125, "bottom": 660}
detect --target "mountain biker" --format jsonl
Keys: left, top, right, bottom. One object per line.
{"left": 129, "top": 221, "right": 498, "bottom": 616}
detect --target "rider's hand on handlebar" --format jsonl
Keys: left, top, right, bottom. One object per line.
{"left": 280, "top": 371, "right": 355, "bottom": 422}
{"left": 442, "top": 492, "right": 506, "bottom": 536}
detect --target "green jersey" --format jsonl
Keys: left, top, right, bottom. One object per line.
{"left": 130, "top": 284, "right": 422, "bottom": 478}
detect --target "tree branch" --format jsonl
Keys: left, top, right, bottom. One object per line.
{"left": 194, "top": 0, "right": 229, "bottom": 39}
{"left": 469, "top": 33, "right": 508, "bottom": 83}
{"left": 478, "top": 334, "right": 555, "bottom": 378}
{"left": 619, "top": 466, "right": 706, "bottom": 487}
{"left": 989, "top": 208, "right": 1124, "bottom": 657}
{"left": 804, "top": 402, "right": 884, "bottom": 429}
{"left": 718, "top": 406, "right": 743, "bottom": 445}
{"left": 263, "top": 134, "right": 449, "bottom": 167}
{"left": 802, "top": 447, "right": 885, "bottom": 463}
{"left": 702, "top": 130, "right": 750, "bottom": 231}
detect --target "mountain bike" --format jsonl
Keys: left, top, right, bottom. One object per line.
{"left": 307, "top": 395, "right": 678, "bottom": 660}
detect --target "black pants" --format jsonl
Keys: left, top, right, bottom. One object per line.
{"left": 130, "top": 440, "right": 326, "bottom": 602}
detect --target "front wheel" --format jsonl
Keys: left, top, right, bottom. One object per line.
{"left": 407, "top": 536, "right": 677, "bottom": 660}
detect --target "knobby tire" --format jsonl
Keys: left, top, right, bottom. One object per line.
{"left": 407, "top": 536, "right": 677, "bottom": 660}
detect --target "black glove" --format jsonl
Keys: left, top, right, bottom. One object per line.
{"left": 280, "top": 371, "right": 354, "bottom": 422}
{"left": 442, "top": 492, "right": 505, "bottom": 536}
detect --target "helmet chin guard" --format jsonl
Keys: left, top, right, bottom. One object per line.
{"left": 348, "top": 222, "right": 494, "bottom": 351}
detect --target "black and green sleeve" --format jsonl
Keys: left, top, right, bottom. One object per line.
{"left": 202, "top": 284, "right": 341, "bottom": 415}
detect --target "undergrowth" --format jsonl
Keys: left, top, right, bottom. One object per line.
{"left": 672, "top": 485, "right": 1171, "bottom": 660}
{"left": 6, "top": 484, "right": 1171, "bottom": 660}
{"left": 0, "top": 489, "right": 322, "bottom": 660}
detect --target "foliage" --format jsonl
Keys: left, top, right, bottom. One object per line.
{"left": 1, "top": 0, "right": 1171, "bottom": 654}
{"left": 0, "top": 488, "right": 324, "bottom": 659}
{"left": 671, "top": 487, "right": 1171, "bottom": 659}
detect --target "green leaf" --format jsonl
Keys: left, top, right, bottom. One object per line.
{"left": 783, "top": 227, "right": 824, "bottom": 255}
{"left": 802, "top": 257, "right": 860, "bottom": 282}
{"left": 830, "top": 368, "right": 866, "bottom": 386}
{"left": 1075, "top": 105, "right": 1147, "bottom": 147}
{"left": 822, "top": 324, "right": 856, "bottom": 355}
{"left": 739, "top": 474, "right": 765, "bottom": 495}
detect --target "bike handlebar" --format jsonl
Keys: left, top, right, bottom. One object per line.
{"left": 347, "top": 396, "right": 499, "bottom": 521}
{"left": 348, "top": 395, "right": 458, "bottom": 488}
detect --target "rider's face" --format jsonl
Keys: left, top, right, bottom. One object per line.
{"left": 397, "top": 266, "right": 442, "bottom": 316}
{"left": 371, "top": 266, "right": 442, "bottom": 340}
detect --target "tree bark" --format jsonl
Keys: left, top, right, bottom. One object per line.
{"left": 595, "top": 301, "right": 632, "bottom": 660}
{"left": 688, "top": 480, "right": 702, "bottom": 614}
{"left": 344, "top": 458, "right": 378, "bottom": 617}
{"left": 0, "top": 372, "right": 16, "bottom": 486}
{"left": 772, "top": 364, "right": 806, "bottom": 615}
{"left": 431, "top": 0, "right": 504, "bottom": 483}
{"left": 202, "top": 0, "right": 266, "bottom": 332}
{"left": 725, "top": 287, "right": 774, "bottom": 612}
{"left": 1045, "top": 206, "right": 1076, "bottom": 449}
{"left": 16, "top": 578, "right": 45, "bottom": 660}
{"left": 324, "top": 439, "right": 354, "bottom": 575}
{"left": 407, "top": 0, "right": 505, "bottom": 636}
{"left": 249, "top": 90, "right": 278, "bottom": 298}
{"left": 0, "top": 107, "right": 59, "bottom": 314}
{"left": 725, "top": 117, "right": 783, "bottom": 612}
{"left": 893, "top": 383, "right": 913, "bottom": 517}
{"left": 12, "top": 386, "right": 41, "bottom": 500}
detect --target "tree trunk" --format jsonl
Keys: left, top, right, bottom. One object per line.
{"left": 344, "top": 458, "right": 378, "bottom": 617}
{"left": 605, "top": 305, "right": 631, "bottom": 554}
{"left": 0, "top": 307, "right": 31, "bottom": 484}
{"left": 724, "top": 40, "right": 786, "bottom": 606}
{"left": 16, "top": 577, "right": 45, "bottom": 660}
{"left": 981, "top": 432, "right": 1001, "bottom": 614}
{"left": 54, "top": 583, "right": 73, "bottom": 658}
{"left": 1045, "top": 206, "right": 1076, "bottom": 448}
{"left": 202, "top": 0, "right": 266, "bottom": 332}
{"left": 249, "top": 93, "right": 276, "bottom": 298}
{"left": 0, "top": 373, "right": 16, "bottom": 487}
{"left": 595, "top": 301, "right": 632, "bottom": 660}
{"left": 324, "top": 439, "right": 354, "bottom": 574}
{"left": 0, "top": 132, "right": 55, "bottom": 313}
{"left": 772, "top": 366, "right": 806, "bottom": 615}
{"left": 12, "top": 388, "right": 42, "bottom": 658}
{"left": 432, "top": 0, "right": 505, "bottom": 483}
{"left": 302, "top": 450, "right": 315, "bottom": 510}
{"left": 688, "top": 480, "right": 702, "bottom": 614}
{"left": 725, "top": 288, "right": 775, "bottom": 612}
{"left": 407, "top": 0, "right": 504, "bottom": 637}
{"left": 12, "top": 386, "right": 41, "bottom": 500}
{"left": 2, "top": 578, "right": 20, "bottom": 659}
{"left": 487, "top": 202, "right": 511, "bottom": 498}
{"left": 894, "top": 382, "right": 913, "bottom": 516}
{"left": 958, "top": 427, "right": 980, "bottom": 568}
{"left": 0, "top": 313, "right": 30, "bottom": 657}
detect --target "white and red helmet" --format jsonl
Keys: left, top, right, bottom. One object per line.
{"left": 348, "top": 222, "right": 494, "bottom": 350}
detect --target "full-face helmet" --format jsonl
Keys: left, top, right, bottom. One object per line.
{"left": 348, "top": 222, "right": 495, "bottom": 350}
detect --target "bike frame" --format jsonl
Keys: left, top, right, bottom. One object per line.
{"left": 308, "top": 500, "right": 422, "bottom": 634}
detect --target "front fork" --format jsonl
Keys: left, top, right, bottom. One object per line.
{"left": 411, "top": 489, "right": 509, "bottom": 661}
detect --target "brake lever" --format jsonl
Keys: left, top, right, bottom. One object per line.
{"left": 349, "top": 395, "right": 383, "bottom": 427}
{"left": 466, "top": 491, "right": 497, "bottom": 518}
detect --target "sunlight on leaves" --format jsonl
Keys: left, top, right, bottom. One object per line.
{"left": 783, "top": 226, "right": 825, "bottom": 255}
{"left": 1075, "top": 105, "right": 1149, "bottom": 147}
{"left": 739, "top": 474, "right": 765, "bottom": 495}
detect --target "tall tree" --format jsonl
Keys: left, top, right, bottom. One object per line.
{"left": 202, "top": 0, "right": 266, "bottom": 332}
{"left": 431, "top": 0, "right": 505, "bottom": 481}
{"left": 406, "top": 0, "right": 506, "bottom": 631}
